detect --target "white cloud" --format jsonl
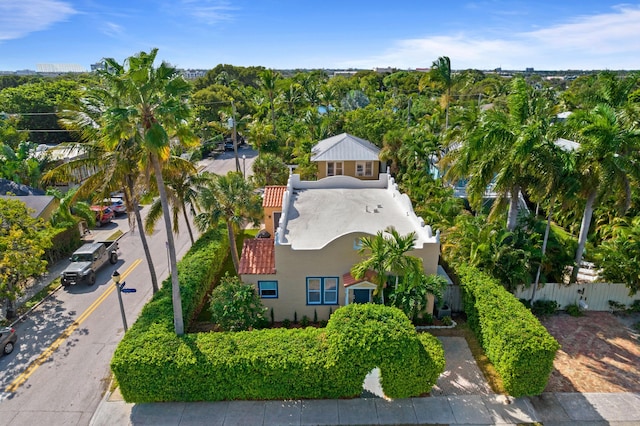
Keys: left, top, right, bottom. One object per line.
{"left": 347, "top": 4, "right": 640, "bottom": 70}
{"left": 0, "top": 0, "right": 78, "bottom": 41}
{"left": 102, "top": 22, "right": 124, "bottom": 38}
{"left": 179, "top": 0, "right": 236, "bottom": 25}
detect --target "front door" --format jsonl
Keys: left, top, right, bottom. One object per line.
{"left": 353, "top": 289, "right": 371, "bottom": 304}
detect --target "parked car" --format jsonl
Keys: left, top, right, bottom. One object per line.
{"left": 61, "top": 241, "right": 119, "bottom": 286}
{"left": 1, "top": 326, "right": 17, "bottom": 355}
{"left": 90, "top": 205, "right": 114, "bottom": 227}
{"left": 103, "top": 198, "right": 126, "bottom": 215}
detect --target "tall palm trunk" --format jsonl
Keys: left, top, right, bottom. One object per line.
{"left": 133, "top": 200, "right": 159, "bottom": 293}
{"left": 570, "top": 190, "right": 597, "bottom": 284}
{"left": 181, "top": 202, "right": 195, "bottom": 245}
{"left": 531, "top": 199, "right": 554, "bottom": 301}
{"left": 506, "top": 186, "right": 520, "bottom": 231}
{"left": 126, "top": 174, "right": 160, "bottom": 293}
{"left": 227, "top": 220, "right": 240, "bottom": 272}
{"left": 152, "top": 153, "right": 184, "bottom": 335}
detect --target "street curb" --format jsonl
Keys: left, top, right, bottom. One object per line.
{"left": 9, "top": 284, "right": 63, "bottom": 328}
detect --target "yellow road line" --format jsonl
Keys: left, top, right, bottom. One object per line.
{"left": 5, "top": 259, "right": 142, "bottom": 393}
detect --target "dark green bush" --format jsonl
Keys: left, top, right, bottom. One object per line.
{"left": 531, "top": 299, "right": 559, "bottom": 316}
{"left": 458, "top": 264, "right": 559, "bottom": 397}
{"left": 209, "top": 275, "right": 267, "bottom": 331}
{"left": 325, "top": 304, "right": 445, "bottom": 399}
{"left": 565, "top": 303, "right": 583, "bottom": 317}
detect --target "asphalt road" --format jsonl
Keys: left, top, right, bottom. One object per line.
{"left": 0, "top": 191, "right": 214, "bottom": 424}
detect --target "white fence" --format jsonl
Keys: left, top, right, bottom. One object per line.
{"left": 441, "top": 282, "right": 640, "bottom": 313}
{"left": 514, "top": 282, "right": 640, "bottom": 311}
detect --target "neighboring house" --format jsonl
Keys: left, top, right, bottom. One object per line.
{"left": 239, "top": 173, "right": 441, "bottom": 322}
{"left": 262, "top": 185, "right": 287, "bottom": 237}
{"left": 0, "top": 178, "right": 57, "bottom": 220}
{"left": 33, "top": 144, "right": 94, "bottom": 187}
{"left": 311, "top": 133, "right": 382, "bottom": 180}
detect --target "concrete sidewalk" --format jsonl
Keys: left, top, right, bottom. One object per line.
{"left": 91, "top": 389, "right": 640, "bottom": 425}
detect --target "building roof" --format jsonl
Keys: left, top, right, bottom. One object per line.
{"left": 0, "top": 195, "right": 57, "bottom": 219}
{"left": 238, "top": 238, "right": 276, "bottom": 275}
{"left": 310, "top": 133, "right": 380, "bottom": 162}
{"left": 0, "top": 178, "right": 45, "bottom": 196}
{"left": 36, "top": 63, "right": 87, "bottom": 73}
{"left": 342, "top": 270, "right": 378, "bottom": 287}
{"left": 555, "top": 137, "right": 580, "bottom": 152}
{"left": 278, "top": 174, "right": 438, "bottom": 250}
{"left": 262, "top": 186, "right": 287, "bottom": 208}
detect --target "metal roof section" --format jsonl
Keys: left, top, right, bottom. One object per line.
{"left": 36, "top": 63, "right": 87, "bottom": 73}
{"left": 310, "top": 133, "right": 380, "bottom": 162}
{"left": 555, "top": 137, "right": 580, "bottom": 152}
{"left": 276, "top": 174, "right": 439, "bottom": 250}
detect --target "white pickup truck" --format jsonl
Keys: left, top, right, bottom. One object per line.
{"left": 60, "top": 241, "right": 119, "bottom": 286}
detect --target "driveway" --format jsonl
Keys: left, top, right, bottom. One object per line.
{"left": 540, "top": 311, "right": 640, "bottom": 393}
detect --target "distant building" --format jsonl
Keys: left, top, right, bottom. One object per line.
{"left": 179, "top": 69, "right": 208, "bottom": 80}
{"left": 36, "top": 63, "right": 87, "bottom": 77}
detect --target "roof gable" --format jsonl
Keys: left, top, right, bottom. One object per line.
{"left": 311, "top": 133, "right": 380, "bottom": 162}
{"left": 263, "top": 186, "right": 286, "bottom": 208}
{"left": 238, "top": 238, "right": 276, "bottom": 275}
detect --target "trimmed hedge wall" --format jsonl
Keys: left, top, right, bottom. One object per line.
{"left": 458, "top": 264, "right": 560, "bottom": 397}
{"left": 112, "top": 229, "right": 445, "bottom": 402}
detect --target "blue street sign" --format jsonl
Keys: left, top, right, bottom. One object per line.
{"left": 121, "top": 288, "right": 137, "bottom": 293}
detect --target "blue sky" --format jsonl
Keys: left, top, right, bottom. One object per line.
{"left": 1, "top": 1, "right": 640, "bottom": 71}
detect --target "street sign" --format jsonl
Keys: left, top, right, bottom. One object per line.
{"left": 121, "top": 288, "right": 137, "bottom": 293}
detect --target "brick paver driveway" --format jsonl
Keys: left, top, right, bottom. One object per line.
{"left": 540, "top": 311, "right": 640, "bottom": 393}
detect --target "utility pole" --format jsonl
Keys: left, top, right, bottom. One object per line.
{"left": 232, "top": 100, "right": 240, "bottom": 173}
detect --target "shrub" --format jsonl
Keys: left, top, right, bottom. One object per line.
{"left": 566, "top": 303, "right": 583, "bottom": 317}
{"left": 209, "top": 274, "right": 267, "bottom": 331}
{"left": 300, "top": 315, "right": 310, "bottom": 327}
{"left": 608, "top": 300, "right": 626, "bottom": 313}
{"left": 458, "top": 264, "right": 559, "bottom": 397}
{"left": 325, "top": 304, "right": 445, "bottom": 399}
{"left": 531, "top": 299, "right": 559, "bottom": 316}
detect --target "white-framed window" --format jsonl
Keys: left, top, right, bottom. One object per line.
{"left": 327, "top": 161, "right": 343, "bottom": 176}
{"left": 258, "top": 281, "right": 278, "bottom": 298}
{"left": 306, "top": 277, "right": 339, "bottom": 305}
{"left": 356, "top": 161, "right": 373, "bottom": 177}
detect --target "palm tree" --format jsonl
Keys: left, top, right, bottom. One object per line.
{"left": 259, "top": 69, "right": 280, "bottom": 134}
{"left": 565, "top": 103, "right": 640, "bottom": 283}
{"left": 194, "top": 171, "right": 262, "bottom": 273}
{"left": 422, "top": 56, "right": 453, "bottom": 130}
{"left": 351, "top": 227, "right": 422, "bottom": 304}
{"left": 445, "top": 76, "right": 556, "bottom": 231}
{"left": 144, "top": 157, "right": 202, "bottom": 245}
{"left": 350, "top": 231, "right": 389, "bottom": 304}
{"left": 99, "top": 49, "right": 199, "bottom": 334}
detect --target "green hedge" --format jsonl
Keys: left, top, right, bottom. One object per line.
{"left": 458, "top": 264, "right": 559, "bottom": 397}
{"left": 112, "top": 247, "right": 446, "bottom": 403}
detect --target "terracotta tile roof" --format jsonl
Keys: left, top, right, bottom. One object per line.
{"left": 238, "top": 238, "right": 276, "bottom": 275}
{"left": 263, "top": 186, "right": 287, "bottom": 208}
{"left": 342, "top": 269, "right": 378, "bottom": 287}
